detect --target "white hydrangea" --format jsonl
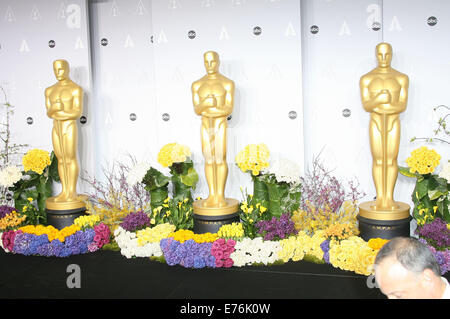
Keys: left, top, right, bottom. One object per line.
{"left": 0, "top": 165, "right": 22, "bottom": 188}
{"left": 231, "top": 237, "right": 281, "bottom": 267}
{"left": 114, "top": 226, "right": 163, "bottom": 259}
{"left": 126, "top": 162, "right": 151, "bottom": 187}
{"left": 439, "top": 161, "right": 450, "bottom": 183}
{"left": 266, "top": 158, "right": 301, "bottom": 184}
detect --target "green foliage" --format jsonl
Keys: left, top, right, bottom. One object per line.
{"left": 239, "top": 186, "right": 270, "bottom": 239}
{"left": 9, "top": 151, "right": 60, "bottom": 225}
{"left": 400, "top": 166, "right": 450, "bottom": 225}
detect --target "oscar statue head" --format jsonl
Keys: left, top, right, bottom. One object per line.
{"left": 53, "top": 59, "right": 70, "bottom": 81}
{"left": 375, "top": 43, "right": 393, "bottom": 68}
{"left": 204, "top": 51, "right": 220, "bottom": 75}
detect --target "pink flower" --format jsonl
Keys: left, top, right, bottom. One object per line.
{"left": 216, "top": 238, "right": 226, "bottom": 246}
{"left": 216, "top": 259, "right": 224, "bottom": 268}
{"left": 226, "top": 239, "right": 236, "bottom": 247}
{"left": 93, "top": 235, "right": 102, "bottom": 242}
{"left": 223, "top": 258, "right": 234, "bottom": 268}
{"left": 88, "top": 243, "right": 99, "bottom": 253}
{"left": 214, "top": 250, "right": 224, "bottom": 260}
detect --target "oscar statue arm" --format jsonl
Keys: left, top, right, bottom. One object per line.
{"left": 192, "top": 82, "right": 208, "bottom": 115}
{"left": 360, "top": 76, "right": 391, "bottom": 113}
{"left": 45, "top": 88, "right": 61, "bottom": 118}
{"left": 52, "top": 88, "right": 83, "bottom": 120}
{"left": 200, "top": 81, "right": 234, "bottom": 118}
{"left": 389, "top": 76, "right": 409, "bottom": 114}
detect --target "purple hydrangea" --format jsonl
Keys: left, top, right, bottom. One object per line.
{"left": 255, "top": 213, "right": 297, "bottom": 241}
{"left": 160, "top": 238, "right": 215, "bottom": 269}
{"left": 0, "top": 205, "right": 15, "bottom": 219}
{"left": 120, "top": 210, "right": 151, "bottom": 232}
{"left": 416, "top": 218, "right": 450, "bottom": 250}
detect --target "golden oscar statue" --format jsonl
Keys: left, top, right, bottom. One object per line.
{"left": 45, "top": 59, "right": 86, "bottom": 229}
{"left": 191, "top": 51, "right": 239, "bottom": 233}
{"left": 358, "top": 43, "right": 411, "bottom": 240}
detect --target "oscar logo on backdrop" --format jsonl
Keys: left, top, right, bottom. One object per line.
{"left": 191, "top": 51, "right": 240, "bottom": 233}
{"left": 45, "top": 59, "right": 87, "bottom": 229}
{"left": 358, "top": 43, "right": 411, "bottom": 240}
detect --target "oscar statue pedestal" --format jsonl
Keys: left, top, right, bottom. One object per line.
{"left": 45, "top": 195, "right": 88, "bottom": 230}
{"left": 193, "top": 198, "right": 240, "bottom": 234}
{"left": 357, "top": 201, "right": 411, "bottom": 241}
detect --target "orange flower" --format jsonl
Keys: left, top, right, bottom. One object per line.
{"left": 368, "top": 238, "right": 389, "bottom": 250}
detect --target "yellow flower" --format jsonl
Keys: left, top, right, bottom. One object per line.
{"left": 235, "top": 144, "right": 270, "bottom": 176}
{"left": 22, "top": 149, "right": 51, "bottom": 174}
{"left": 217, "top": 223, "right": 244, "bottom": 239}
{"left": 0, "top": 212, "right": 27, "bottom": 230}
{"left": 27, "top": 197, "right": 33, "bottom": 202}
{"left": 157, "top": 143, "right": 191, "bottom": 167}
{"left": 136, "top": 223, "right": 175, "bottom": 246}
{"left": 406, "top": 146, "right": 441, "bottom": 175}
{"left": 368, "top": 238, "right": 389, "bottom": 250}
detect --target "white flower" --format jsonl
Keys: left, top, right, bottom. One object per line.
{"left": 0, "top": 165, "right": 22, "bottom": 188}
{"left": 231, "top": 237, "right": 281, "bottom": 266}
{"left": 439, "top": 161, "right": 450, "bottom": 183}
{"left": 266, "top": 158, "right": 301, "bottom": 184}
{"left": 126, "top": 162, "right": 151, "bottom": 186}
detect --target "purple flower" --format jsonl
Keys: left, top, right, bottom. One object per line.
{"left": 0, "top": 205, "right": 15, "bottom": 219}
{"left": 416, "top": 218, "right": 450, "bottom": 250}
{"left": 255, "top": 213, "right": 297, "bottom": 241}
{"left": 120, "top": 210, "right": 151, "bottom": 232}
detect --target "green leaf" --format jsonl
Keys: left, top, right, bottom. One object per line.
{"left": 428, "top": 189, "right": 447, "bottom": 201}
{"left": 180, "top": 167, "right": 199, "bottom": 188}
{"left": 143, "top": 167, "right": 170, "bottom": 191}
{"left": 252, "top": 175, "right": 269, "bottom": 203}
{"left": 398, "top": 166, "right": 420, "bottom": 178}
{"left": 416, "top": 179, "right": 429, "bottom": 199}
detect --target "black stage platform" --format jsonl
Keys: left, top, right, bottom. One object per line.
{"left": 2, "top": 248, "right": 445, "bottom": 299}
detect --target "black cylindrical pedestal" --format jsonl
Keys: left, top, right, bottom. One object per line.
{"left": 357, "top": 215, "right": 412, "bottom": 241}
{"left": 46, "top": 207, "right": 87, "bottom": 230}
{"left": 193, "top": 213, "right": 240, "bottom": 234}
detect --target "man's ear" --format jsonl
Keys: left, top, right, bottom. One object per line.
{"left": 421, "top": 269, "right": 436, "bottom": 286}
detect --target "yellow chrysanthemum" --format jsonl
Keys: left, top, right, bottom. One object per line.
{"left": 367, "top": 238, "right": 389, "bottom": 250}
{"left": 235, "top": 144, "right": 270, "bottom": 176}
{"left": 19, "top": 224, "right": 80, "bottom": 242}
{"left": 22, "top": 149, "right": 51, "bottom": 174}
{"left": 157, "top": 143, "right": 191, "bottom": 168}
{"left": 406, "top": 146, "right": 441, "bottom": 175}
{"left": 169, "top": 229, "right": 217, "bottom": 243}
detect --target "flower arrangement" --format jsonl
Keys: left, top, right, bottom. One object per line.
{"left": 0, "top": 205, "right": 15, "bottom": 219}
{"left": 400, "top": 147, "right": 449, "bottom": 225}
{"left": 405, "top": 146, "right": 441, "bottom": 175}
{"left": 230, "top": 237, "right": 281, "bottom": 267}
{"left": 9, "top": 150, "right": 60, "bottom": 221}
{"left": 22, "top": 149, "right": 51, "bottom": 175}
{"left": 239, "top": 189, "right": 270, "bottom": 239}
{"left": 299, "top": 156, "right": 365, "bottom": 217}
{"left": 20, "top": 197, "right": 46, "bottom": 226}
{"left": 0, "top": 211, "right": 26, "bottom": 231}
{"left": 211, "top": 238, "right": 235, "bottom": 268}
{"left": 160, "top": 237, "right": 216, "bottom": 268}
{"left": 0, "top": 165, "right": 22, "bottom": 188}
{"left": 328, "top": 236, "right": 377, "bottom": 276}
{"left": 235, "top": 143, "right": 270, "bottom": 176}
{"left": 149, "top": 197, "right": 194, "bottom": 231}
{"left": 168, "top": 229, "right": 217, "bottom": 243}
{"left": 217, "top": 223, "right": 244, "bottom": 240}
{"left": 136, "top": 223, "right": 176, "bottom": 246}
{"left": 418, "top": 239, "right": 450, "bottom": 275}
{"left": 291, "top": 200, "right": 359, "bottom": 235}
{"left": 416, "top": 218, "right": 450, "bottom": 250}
{"left": 157, "top": 143, "right": 191, "bottom": 168}
{"left": 114, "top": 226, "right": 164, "bottom": 259}
{"left": 0, "top": 219, "right": 110, "bottom": 257}
{"left": 255, "top": 213, "right": 297, "bottom": 241}
{"left": 324, "top": 223, "right": 359, "bottom": 242}
{"left": 120, "top": 210, "right": 151, "bottom": 232}
{"left": 278, "top": 235, "right": 307, "bottom": 263}
{"left": 74, "top": 214, "right": 102, "bottom": 230}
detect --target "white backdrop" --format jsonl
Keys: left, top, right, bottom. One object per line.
{"left": 0, "top": 0, "right": 449, "bottom": 217}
